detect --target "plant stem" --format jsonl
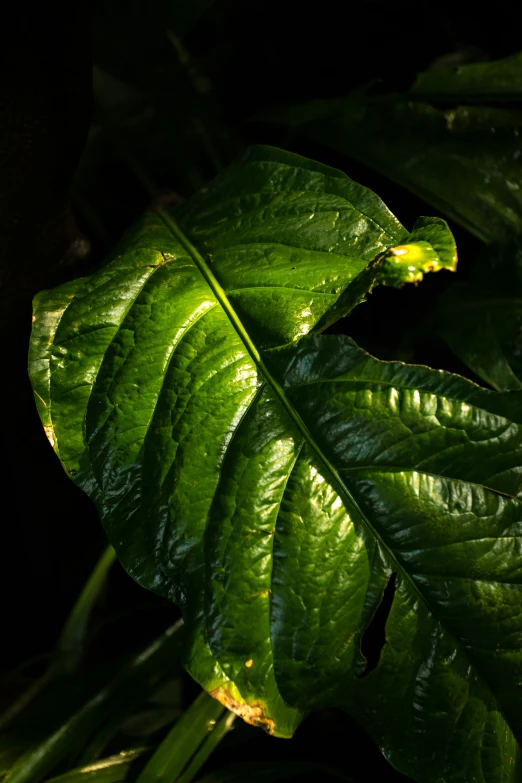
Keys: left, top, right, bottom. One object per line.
{"left": 0, "top": 546, "right": 117, "bottom": 732}
{"left": 175, "top": 711, "right": 236, "bottom": 783}
{"left": 136, "top": 692, "right": 226, "bottom": 783}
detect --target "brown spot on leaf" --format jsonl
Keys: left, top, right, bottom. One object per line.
{"left": 210, "top": 688, "right": 275, "bottom": 734}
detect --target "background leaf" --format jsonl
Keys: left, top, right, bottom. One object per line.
{"left": 269, "top": 97, "right": 522, "bottom": 244}
{"left": 438, "top": 241, "right": 522, "bottom": 390}
{"left": 266, "top": 52, "right": 522, "bottom": 244}
{"left": 411, "top": 51, "right": 522, "bottom": 102}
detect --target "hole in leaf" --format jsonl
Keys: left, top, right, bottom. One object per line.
{"left": 358, "top": 572, "right": 396, "bottom": 679}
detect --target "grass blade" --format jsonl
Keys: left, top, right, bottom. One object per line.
{"left": 0, "top": 546, "right": 117, "bottom": 733}
{"left": 136, "top": 692, "right": 225, "bottom": 783}
{"left": 175, "top": 711, "right": 235, "bottom": 783}
{"left": 46, "top": 748, "right": 148, "bottom": 783}
{"left": 52, "top": 546, "right": 117, "bottom": 675}
{"left": 3, "top": 622, "right": 183, "bottom": 783}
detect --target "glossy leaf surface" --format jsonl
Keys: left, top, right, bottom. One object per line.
{"left": 270, "top": 96, "right": 522, "bottom": 243}
{"left": 46, "top": 750, "right": 147, "bottom": 783}
{"left": 28, "top": 147, "right": 522, "bottom": 782}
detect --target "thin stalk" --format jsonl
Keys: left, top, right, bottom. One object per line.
{"left": 136, "top": 692, "right": 225, "bottom": 783}
{"left": 75, "top": 711, "right": 128, "bottom": 767}
{"left": 0, "top": 674, "right": 53, "bottom": 734}
{"left": 175, "top": 711, "right": 236, "bottom": 783}
{"left": 52, "top": 546, "right": 117, "bottom": 675}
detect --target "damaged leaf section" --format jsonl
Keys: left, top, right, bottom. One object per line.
{"left": 210, "top": 688, "right": 276, "bottom": 735}
{"left": 380, "top": 216, "right": 457, "bottom": 288}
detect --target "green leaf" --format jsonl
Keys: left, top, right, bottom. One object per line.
{"left": 438, "top": 241, "right": 522, "bottom": 390}
{"left": 174, "top": 710, "right": 236, "bottom": 783}
{"left": 269, "top": 97, "right": 522, "bottom": 244}
{"left": 411, "top": 51, "right": 522, "bottom": 103}
{"left": 28, "top": 146, "right": 522, "bottom": 781}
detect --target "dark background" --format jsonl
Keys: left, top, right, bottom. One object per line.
{"left": 0, "top": 2, "right": 518, "bottom": 779}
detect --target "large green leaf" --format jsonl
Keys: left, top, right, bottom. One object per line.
{"left": 438, "top": 241, "right": 522, "bottom": 391}
{"left": 29, "top": 146, "right": 522, "bottom": 782}
{"left": 270, "top": 96, "right": 522, "bottom": 243}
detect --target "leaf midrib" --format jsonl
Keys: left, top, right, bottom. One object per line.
{"left": 155, "top": 209, "right": 513, "bottom": 734}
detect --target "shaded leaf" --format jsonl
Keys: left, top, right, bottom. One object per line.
{"left": 438, "top": 241, "right": 522, "bottom": 390}
{"left": 270, "top": 97, "right": 522, "bottom": 243}
{"left": 411, "top": 51, "right": 522, "bottom": 103}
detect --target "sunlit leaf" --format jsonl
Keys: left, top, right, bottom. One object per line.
{"left": 29, "top": 147, "right": 522, "bottom": 782}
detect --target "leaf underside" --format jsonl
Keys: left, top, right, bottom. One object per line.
{"left": 29, "top": 147, "right": 522, "bottom": 783}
